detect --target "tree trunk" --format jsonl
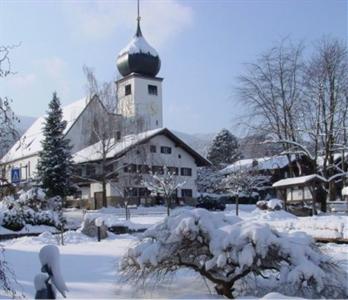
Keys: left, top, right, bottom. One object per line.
{"left": 215, "top": 283, "right": 234, "bottom": 299}
{"left": 102, "top": 179, "right": 107, "bottom": 207}
{"left": 166, "top": 196, "right": 171, "bottom": 216}
{"left": 235, "top": 195, "right": 239, "bottom": 216}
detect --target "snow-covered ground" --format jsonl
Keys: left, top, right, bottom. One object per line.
{"left": 225, "top": 204, "right": 348, "bottom": 240}
{"left": 2, "top": 231, "right": 217, "bottom": 299}
{"left": 1, "top": 205, "right": 347, "bottom": 299}
{"left": 2, "top": 229, "right": 346, "bottom": 299}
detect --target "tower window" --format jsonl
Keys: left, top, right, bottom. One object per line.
{"left": 125, "top": 84, "right": 131, "bottom": 96}
{"left": 148, "top": 85, "right": 158, "bottom": 95}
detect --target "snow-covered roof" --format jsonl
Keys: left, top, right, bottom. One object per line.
{"left": 73, "top": 128, "right": 211, "bottom": 167}
{"left": 272, "top": 174, "right": 327, "bottom": 188}
{"left": 220, "top": 155, "right": 295, "bottom": 175}
{"left": 342, "top": 186, "right": 348, "bottom": 196}
{"left": 118, "top": 35, "right": 158, "bottom": 57}
{"left": 73, "top": 128, "right": 163, "bottom": 164}
{"left": 317, "top": 153, "right": 348, "bottom": 167}
{"left": 1, "top": 97, "right": 89, "bottom": 163}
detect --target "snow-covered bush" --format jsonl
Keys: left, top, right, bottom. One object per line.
{"left": 120, "top": 208, "right": 347, "bottom": 299}
{"left": 0, "top": 188, "right": 65, "bottom": 231}
{"left": 256, "top": 199, "right": 283, "bottom": 211}
{"left": 17, "top": 187, "right": 46, "bottom": 210}
{"left": 2, "top": 209, "right": 26, "bottom": 231}
{"left": 0, "top": 246, "right": 18, "bottom": 298}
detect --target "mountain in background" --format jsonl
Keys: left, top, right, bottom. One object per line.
{"left": 17, "top": 115, "right": 36, "bottom": 134}
{"left": 0, "top": 115, "right": 36, "bottom": 158}
{"left": 174, "top": 131, "right": 215, "bottom": 158}
{"left": 7, "top": 117, "right": 285, "bottom": 161}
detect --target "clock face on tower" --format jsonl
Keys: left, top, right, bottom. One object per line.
{"left": 149, "top": 102, "right": 158, "bottom": 115}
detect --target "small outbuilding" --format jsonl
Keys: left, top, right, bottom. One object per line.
{"left": 272, "top": 174, "right": 327, "bottom": 215}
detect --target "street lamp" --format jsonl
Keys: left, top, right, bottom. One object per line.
{"left": 95, "top": 217, "right": 103, "bottom": 242}
{"left": 124, "top": 201, "right": 129, "bottom": 220}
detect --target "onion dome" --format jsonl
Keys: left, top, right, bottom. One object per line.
{"left": 117, "top": 20, "right": 161, "bottom": 77}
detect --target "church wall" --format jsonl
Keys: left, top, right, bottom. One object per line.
{"left": 66, "top": 98, "right": 120, "bottom": 154}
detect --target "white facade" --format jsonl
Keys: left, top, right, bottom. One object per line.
{"left": 117, "top": 74, "right": 163, "bottom": 133}
{"left": 72, "top": 128, "right": 210, "bottom": 207}
{"left": 0, "top": 97, "right": 111, "bottom": 183}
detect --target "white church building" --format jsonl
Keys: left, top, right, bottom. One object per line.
{"left": 0, "top": 13, "right": 210, "bottom": 208}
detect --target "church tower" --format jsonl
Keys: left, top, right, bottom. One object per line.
{"left": 116, "top": 2, "right": 163, "bottom": 134}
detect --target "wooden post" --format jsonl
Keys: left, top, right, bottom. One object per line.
{"left": 309, "top": 186, "right": 316, "bottom": 216}
{"left": 283, "top": 189, "right": 287, "bottom": 211}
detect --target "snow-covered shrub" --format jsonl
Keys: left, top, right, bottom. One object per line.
{"left": 256, "top": 200, "right": 268, "bottom": 210}
{"left": 35, "top": 211, "right": 56, "bottom": 227}
{"left": 0, "top": 246, "right": 19, "bottom": 297}
{"left": 256, "top": 199, "right": 283, "bottom": 211}
{"left": 2, "top": 209, "right": 25, "bottom": 231}
{"left": 17, "top": 187, "right": 46, "bottom": 211}
{"left": 0, "top": 188, "right": 65, "bottom": 231}
{"left": 23, "top": 208, "right": 36, "bottom": 225}
{"left": 47, "top": 196, "right": 66, "bottom": 230}
{"left": 120, "top": 208, "right": 347, "bottom": 299}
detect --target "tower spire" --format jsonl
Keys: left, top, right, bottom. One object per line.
{"left": 136, "top": 0, "right": 142, "bottom": 37}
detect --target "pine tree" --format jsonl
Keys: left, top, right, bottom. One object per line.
{"left": 207, "top": 129, "right": 241, "bottom": 166}
{"left": 37, "top": 92, "right": 74, "bottom": 199}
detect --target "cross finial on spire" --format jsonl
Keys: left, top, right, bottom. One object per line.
{"left": 137, "top": 0, "right": 141, "bottom": 24}
{"left": 136, "top": 0, "right": 142, "bottom": 37}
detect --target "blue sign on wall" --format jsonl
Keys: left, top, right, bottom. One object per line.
{"left": 11, "top": 168, "right": 21, "bottom": 184}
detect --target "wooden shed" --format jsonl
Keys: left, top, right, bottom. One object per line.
{"left": 272, "top": 174, "right": 327, "bottom": 215}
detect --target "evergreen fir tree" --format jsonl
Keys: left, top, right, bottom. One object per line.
{"left": 37, "top": 92, "right": 74, "bottom": 199}
{"left": 207, "top": 129, "right": 242, "bottom": 166}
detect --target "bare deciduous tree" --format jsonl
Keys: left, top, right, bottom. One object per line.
{"left": 142, "top": 165, "right": 186, "bottom": 216}
{"left": 237, "top": 39, "right": 304, "bottom": 176}
{"left": 301, "top": 38, "right": 348, "bottom": 200}
{"left": 0, "top": 45, "right": 19, "bottom": 161}
{"left": 80, "top": 66, "right": 121, "bottom": 207}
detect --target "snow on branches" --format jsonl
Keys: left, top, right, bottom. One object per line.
{"left": 142, "top": 166, "right": 186, "bottom": 216}
{"left": 120, "top": 209, "right": 347, "bottom": 299}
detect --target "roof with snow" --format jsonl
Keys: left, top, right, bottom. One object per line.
{"left": 220, "top": 155, "right": 296, "bottom": 175}
{"left": 317, "top": 152, "right": 348, "bottom": 167}
{"left": 73, "top": 128, "right": 211, "bottom": 167}
{"left": 272, "top": 174, "right": 327, "bottom": 188}
{"left": 342, "top": 186, "right": 348, "bottom": 196}
{"left": 1, "top": 97, "right": 90, "bottom": 163}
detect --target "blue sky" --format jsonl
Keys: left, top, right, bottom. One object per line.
{"left": 0, "top": 0, "right": 346, "bottom": 135}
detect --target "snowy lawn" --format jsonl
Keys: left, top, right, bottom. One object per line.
{"left": 1, "top": 205, "right": 348, "bottom": 299}
{"left": 1, "top": 231, "right": 217, "bottom": 299}
{"left": 226, "top": 205, "right": 348, "bottom": 240}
